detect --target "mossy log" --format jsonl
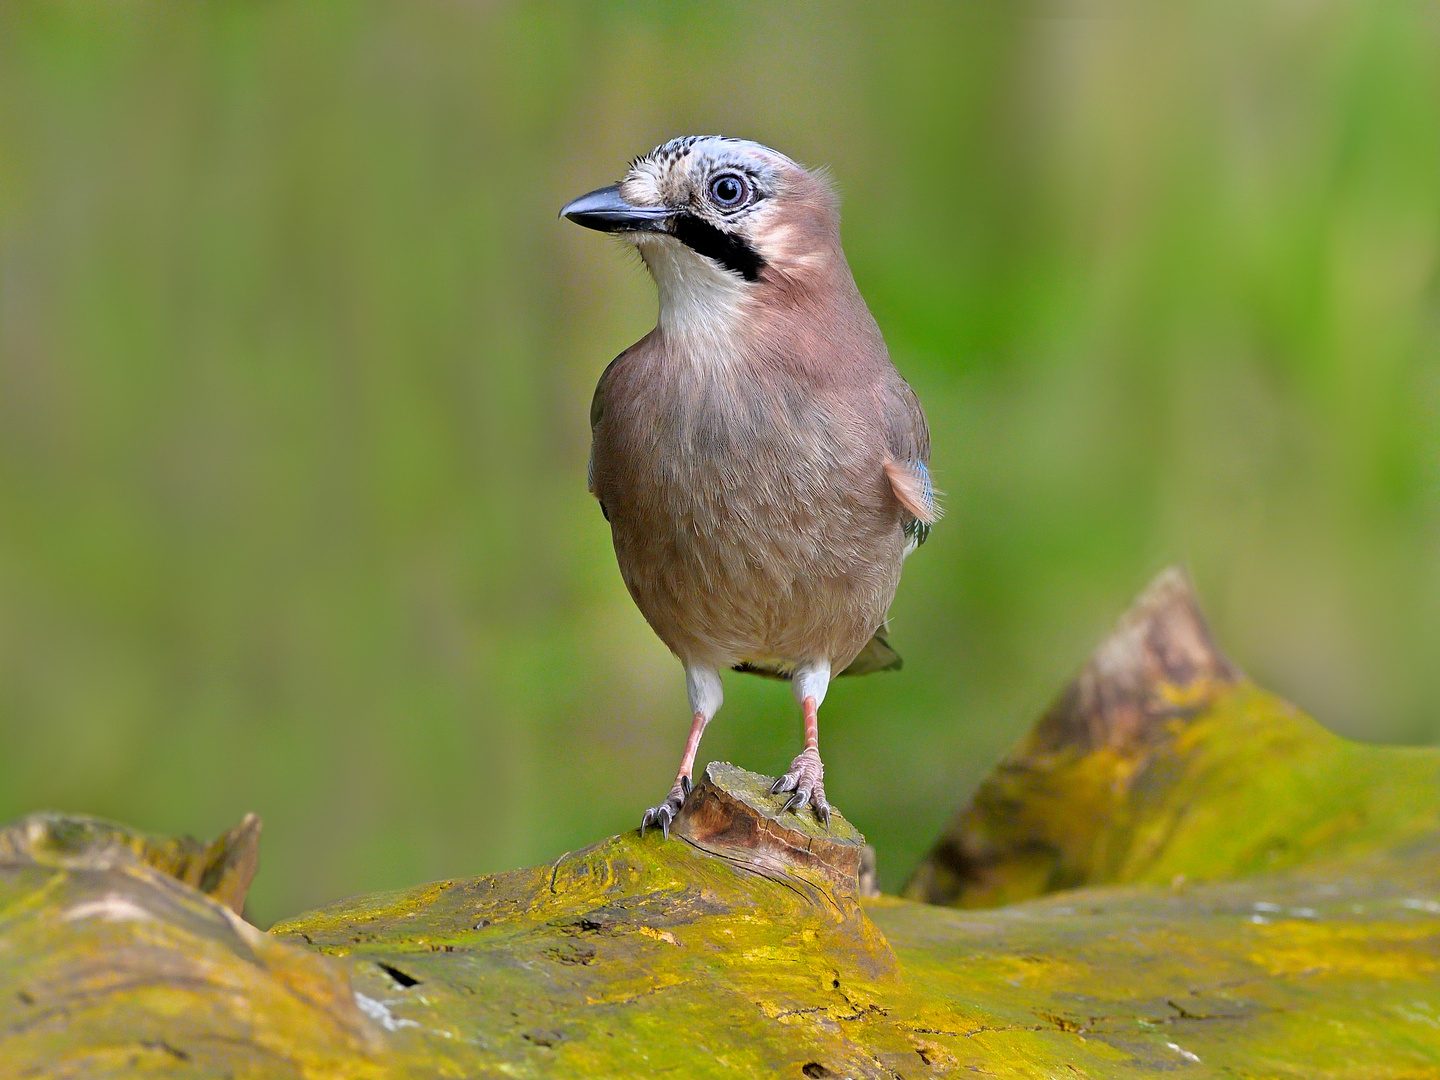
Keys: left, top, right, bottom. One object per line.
{"left": 4, "top": 569, "right": 1440, "bottom": 1078}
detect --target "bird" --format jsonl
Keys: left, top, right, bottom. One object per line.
{"left": 561, "top": 136, "right": 937, "bottom": 838}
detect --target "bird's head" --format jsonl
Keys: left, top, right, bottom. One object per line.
{"left": 561, "top": 136, "right": 846, "bottom": 340}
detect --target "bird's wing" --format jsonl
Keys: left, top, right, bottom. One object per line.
{"left": 881, "top": 377, "right": 938, "bottom": 548}
{"left": 587, "top": 351, "right": 626, "bottom": 499}
{"left": 838, "top": 626, "right": 904, "bottom": 676}
{"left": 883, "top": 375, "right": 932, "bottom": 467}
{"left": 730, "top": 626, "right": 902, "bottom": 681}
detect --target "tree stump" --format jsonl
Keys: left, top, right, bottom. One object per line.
{"left": 4, "top": 567, "right": 1440, "bottom": 1077}
{"left": 673, "top": 760, "right": 871, "bottom": 909}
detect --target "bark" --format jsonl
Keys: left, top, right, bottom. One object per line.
{"left": 3, "top": 568, "right": 1439, "bottom": 1078}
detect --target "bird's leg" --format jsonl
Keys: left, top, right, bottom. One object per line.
{"left": 640, "top": 717, "right": 704, "bottom": 840}
{"left": 773, "top": 660, "right": 832, "bottom": 827}
{"left": 642, "top": 663, "right": 722, "bottom": 839}
{"left": 773, "top": 695, "right": 828, "bottom": 825}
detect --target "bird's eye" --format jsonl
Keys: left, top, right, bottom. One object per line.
{"left": 708, "top": 172, "right": 749, "bottom": 209}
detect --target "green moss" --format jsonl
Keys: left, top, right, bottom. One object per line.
{"left": 6, "top": 684, "right": 1440, "bottom": 1075}
{"left": 917, "top": 682, "right": 1440, "bottom": 909}
{"left": 1117, "top": 685, "right": 1440, "bottom": 884}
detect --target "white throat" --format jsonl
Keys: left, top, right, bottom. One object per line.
{"left": 635, "top": 235, "right": 750, "bottom": 355}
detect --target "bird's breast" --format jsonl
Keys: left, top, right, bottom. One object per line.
{"left": 591, "top": 350, "right": 904, "bottom": 666}
{"left": 607, "top": 344, "right": 895, "bottom": 510}
{"left": 604, "top": 365, "right": 844, "bottom": 533}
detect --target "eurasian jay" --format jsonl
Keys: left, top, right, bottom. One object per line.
{"left": 562, "top": 136, "right": 937, "bottom": 836}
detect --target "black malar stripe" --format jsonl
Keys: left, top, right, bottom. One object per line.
{"left": 670, "top": 213, "right": 765, "bottom": 281}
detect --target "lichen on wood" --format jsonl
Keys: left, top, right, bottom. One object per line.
{"left": 1, "top": 809, "right": 263, "bottom": 916}
{"left": 0, "top": 812, "right": 382, "bottom": 1078}
{"left": 3, "top": 567, "right": 1440, "bottom": 1077}
{"left": 904, "top": 567, "right": 1440, "bottom": 908}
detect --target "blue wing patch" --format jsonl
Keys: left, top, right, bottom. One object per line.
{"left": 904, "top": 515, "right": 931, "bottom": 549}
{"left": 901, "top": 461, "right": 934, "bottom": 550}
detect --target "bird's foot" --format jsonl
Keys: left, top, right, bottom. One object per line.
{"left": 640, "top": 773, "right": 693, "bottom": 839}
{"left": 771, "top": 747, "right": 830, "bottom": 828}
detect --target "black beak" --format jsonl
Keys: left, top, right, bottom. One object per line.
{"left": 560, "top": 184, "right": 671, "bottom": 233}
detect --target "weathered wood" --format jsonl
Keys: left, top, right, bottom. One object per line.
{"left": 0, "top": 809, "right": 263, "bottom": 916}
{"left": 3, "top": 568, "right": 1440, "bottom": 1077}
{"left": 0, "top": 813, "right": 380, "bottom": 1077}
{"left": 673, "top": 761, "right": 871, "bottom": 907}
{"left": 903, "top": 567, "right": 1440, "bottom": 909}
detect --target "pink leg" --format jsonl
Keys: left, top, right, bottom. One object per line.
{"left": 771, "top": 695, "right": 830, "bottom": 827}
{"left": 676, "top": 709, "right": 708, "bottom": 781}
{"left": 641, "top": 710, "right": 708, "bottom": 839}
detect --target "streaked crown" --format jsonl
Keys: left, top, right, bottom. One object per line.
{"left": 563, "top": 136, "right": 841, "bottom": 284}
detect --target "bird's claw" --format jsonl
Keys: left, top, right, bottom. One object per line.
{"left": 771, "top": 747, "right": 829, "bottom": 827}
{"left": 640, "top": 803, "right": 675, "bottom": 839}
{"left": 640, "top": 776, "right": 692, "bottom": 840}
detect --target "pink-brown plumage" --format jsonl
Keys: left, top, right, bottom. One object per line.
{"left": 565, "top": 136, "right": 935, "bottom": 833}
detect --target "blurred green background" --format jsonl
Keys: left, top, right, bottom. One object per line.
{"left": 2, "top": 2, "right": 1438, "bottom": 927}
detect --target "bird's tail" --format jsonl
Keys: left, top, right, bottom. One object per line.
{"left": 839, "top": 627, "right": 903, "bottom": 676}
{"left": 730, "top": 628, "right": 903, "bottom": 680}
